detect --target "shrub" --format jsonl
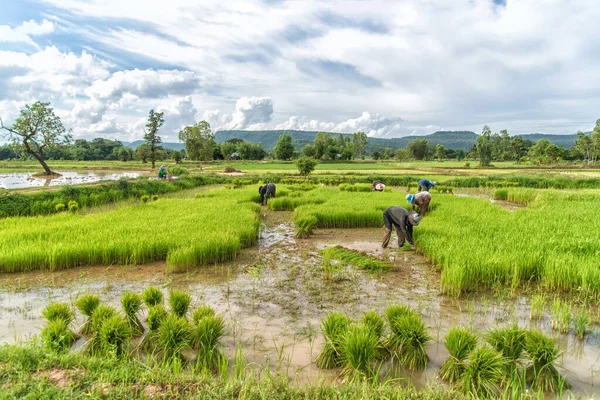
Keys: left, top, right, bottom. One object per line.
{"left": 169, "top": 166, "right": 189, "bottom": 177}
{"left": 41, "top": 303, "right": 74, "bottom": 324}
{"left": 55, "top": 203, "right": 66, "bottom": 212}
{"left": 169, "top": 289, "right": 191, "bottom": 318}
{"left": 142, "top": 286, "right": 163, "bottom": 307}
{"left": 41, "top": 319, "right": 76, "bottom": 353}
{"left": 74, "top": 294, "right": 100, "bottom": 335}
{"left": 67, "top": 200, "right": 79, "bottom": 212}
{"left": 440, "top": 327, "right": 477, "bottom": 383}
{"left": 152, "top": 195, "right": 159, "bottom": 201}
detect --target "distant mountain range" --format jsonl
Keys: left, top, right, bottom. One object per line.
{"left": 124, "top": 130, "right": 579, "bottom": 152}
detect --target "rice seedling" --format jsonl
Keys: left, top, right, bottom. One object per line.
{"left": 459, "top": 345, "right": 506, "bottom": 399}
{"left": 41, "top": 319, "right": 76, "bottom": 353}
{"left": 295, "top": 214, "right": 318, "bottom": 238}
{"left": 316, "top": 312, "right": 351, "bottom": 369}
{"left": 339, "top": 324, "right": 380, "bottom": 380}
{"left": 151, "top": 195, "right": 159, "bottom": 201}
{"left": 141, "top": 194, "right": 149, "bottom": 203}
{"left": 121, "top": 291, "right": 144, "bottom": 336}
{"left": 529, "top": 294, "right": 545, "bottom": 320}
{"left": 147, "top": 305, "right": 168, "bottom": 331}
{"left": 321, "top": 252, "right": 339, "bottom": 280}
{"left": 385, "top": 304, "right": 431, "bottom": 370}
{"left": 142, "top": 286, "right": 163, "bottom": 307}
{"left": 91, "top": 304, "right": 118, "bottom": 333}
{"left": 168, "top": 289, "right": 191, "bottom": 318}
{"left": 362, "top": 311, "right": 384, "bottom": 338}
{"left": 573, "top": 311, "right": 589, "bottom": 340}
{"left": 440, "top": 327, "right": 477, "bottom": 384}
{"left": 493, "top": 189, "right": 508, "bottom": 200}
{"left": 192, "top": 314, "right": 225, "bottom": 371}
{"left": 74, "top": 294, "right": 100, "bottom": 335}
{"left": 157, "top": 315, "right": 193, "bottom": 364}
{"left": 320, "top": 246, "right": 390, "bottom": 272}
{"left": 192, "top": 305, "right": 215, "bottom": 325}
{"left": 41, "top": 302, "right": 74, "bottom": 324}
{"left": 550, "top": 299, "right": 571, "bottom": 333}
{"left": 97, "top": 314, "right": 132, "bottom": 358}
{"left": 524, "top": 329, "right": 568, "bottom": 392}
{"left": 485, "top": 324, "right": 526, "bottom": 385}
{"left": 68, "top": 200, "right": 79, "bottom": 212}
{"left": 55, "top": 203, "right": 66, "bottom": 212}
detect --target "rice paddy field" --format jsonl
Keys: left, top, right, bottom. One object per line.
{"left": 1, "top": 163, "right": 600, "bottom": 399}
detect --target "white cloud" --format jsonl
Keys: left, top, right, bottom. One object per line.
{"left": 156, "top": 96, "right": 199, "bottom": 139}
{"left": 227, "top": 97, "right": 274, "bottom": 130}
{"left": 0, "top": 19, "right": 55, "bottom": 47}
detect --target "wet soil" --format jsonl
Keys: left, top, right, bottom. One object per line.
{"left": 0, "top": 171, "right": 141, "bottom": 190}
{"left": 0, "top": 209, "right": 598, "bottom": 396}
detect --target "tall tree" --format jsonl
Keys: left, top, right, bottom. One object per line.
{"left": 576, "top": 131, "right": 592, "bottom": 165}
{"left": 592, "top": 119, "right": 600, "bottom": 165}
{"left": 313, "top": 132, "right": 332, "bottom": 159}
{"left": 273, "top": 133, "right": 295, "bottom": 160}
{"left": 144, "top": 109, "right": 164, "bottom": 169}
{"left": 0, "top": 102, "right": 71, "bottom": 175}
{"left": 475, "top": 125, "right": 493, "bottom": 166}
{"left": 407, "top": 139, "right": 429, "bottom": 160}
{"left": 435, "top": 144, "right": 445, "bottom": 161}
{"left": 178, "top": 121, "right": 214, "bottom": 161}
{"left": 352, "top": 131, "right": 368, "bottom": 159}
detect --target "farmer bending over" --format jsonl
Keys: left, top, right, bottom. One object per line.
{"left": 417, "top": 178, "right": 436, "bottom": 192}
{"left": 406, "top": 192, "right": 432, "bottom": 216}
{"left": 372, "top": 180, "right": 386, "bottom": 192}
{"left": 258, "top": 183, "right": 276, "bottom": 205}
{"left": 382, "top": 206, "right": 421, "bottom": 249}
{"left": 158, "top": 165, "right": 167, "bottom": 180}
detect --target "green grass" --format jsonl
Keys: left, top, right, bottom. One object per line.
{"left": 320, "top": 246, "right": 391, "bottom": 272}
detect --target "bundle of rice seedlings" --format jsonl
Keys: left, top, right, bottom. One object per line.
{"left": 121, "top": 291, "right": 144, "bottom": 336}
{"left": 41, "top": 303, "right": 74, "bottom": 324}
{"left": 140, "top": 305, "right": 168, "bottom": 352}
{"left": 385, "top": 304, "right": 431, "bottom": 370}
{"left": 157, "top": 315, "right": 193, "bottom": 364}
{"left": 41, "top": 319, "right": 76, "bottom": 353}
{"left": 460, "top": 345, "right": 506, "bottom": 399}
{"left": 192, "top": 314, "right": 225, "bottom": 371}
{"left": 192, "top": 305, "right": 215, "bottom": 325}
{"left": 74, "top": 294, "right": 100, "bottom": 334}
{"left": 97, "top": 314, "right": 132, "bottom": 358}
{"left": 339, "top": 324, "right": 379, "bottom": 380}
{"left": 440, "top": 327, "right": 477, "bottom": 383}
{"left": 524, "top": 329, "right": 568, "bottom": 392}
{"left": 316, "top": 312, "right": 351, "bottom": 369}
{"left": 485, "top": 325, "right": 526, "bottom": 376}
{"left": 295, "top": 215, "right": 318, "bottom": 238}
{"left": 142, "top": 286, "right": 163, "bottom": 308}
{"left": 362, "top": 311, "right": 384, "bottom": 338}
{"left": 168, "top": 289, "right": 191, "bottom": 318}
{"left": 91, "top": 305, "right": 118, "bottom": 333}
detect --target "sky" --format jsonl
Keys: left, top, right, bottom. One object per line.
{"left": 0, "top": 0, "right": 599, "bottom": 143}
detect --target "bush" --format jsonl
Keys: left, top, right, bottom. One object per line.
{"left": 55, "top": 203, "right": 66, "bottom": 212}
{"left": 67, "top": 200, "right": 79, "bottom": 213}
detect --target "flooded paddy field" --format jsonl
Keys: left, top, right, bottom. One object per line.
{"left": 0, "top": 171, "right": 141, "bottom": 189}
{"left": 1, "top": 209, "right": 598, "bottom": 397}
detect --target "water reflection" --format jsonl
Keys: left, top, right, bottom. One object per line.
{"left": 0, "top": 171, "right": 140, "bottom": 189}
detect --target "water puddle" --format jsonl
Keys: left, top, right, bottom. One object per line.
{"left": 0, "top": 210, "right": 598, "bottom": 396}
{"left": 0, "top": 171, "right": 141, "bottom": 189}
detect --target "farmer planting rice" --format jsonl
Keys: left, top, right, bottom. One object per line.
{"left": 372, "top": 180, "right": 386, "bottom": 191}
{"left": 382, "top": 206, "right": 421, "bottom": 249}
{"left": 417, "top": 179, "right": 436, "bottom": 192}
{"left": 259, "top": 183, "right": 276, "bottom": 205}
{"left": 407, "top": 192, "right": 432, "bottom": 216}
{"left": 158, "top": 165, "right": 167, "bottom": 180}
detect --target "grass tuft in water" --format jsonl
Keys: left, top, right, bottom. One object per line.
{"left": 121, "top": 291, "right": 144, "bottom": 336}
{"left": 41, "top": 302, "right": 74, "bottom": 325}
{"left": 157, "top": 315, "right": 192, "bottom": 364}
{"left": 169, "top": 289, "right": 191, "bottom": 319}
{"left": 97, "top": 314, "right": 132, "bottom": 358}
{"left": 340, "top": 324, "right": 379, "bottom": 380}
{"left": 192, "top": 314, "right": 225, "bottom": 371}
{"left": 550, "top": 299, "right": 571, "bottom": 333}
{"left": 573, "top": 311, "right": 589, "bottom": 340}
{"left": 316, "top": 312, "right": 351, "bottom": 369}
{"left": 142, "top": 286, "right": 163, "bottom": 308}
{"left": 524, "top": 329, "right": 568, "bottom": 392}
{"left": 459, "top": 345, "right": 505, "bottom": 399}
{"left": 41, "top": 319, "right": 76, "bottom": 353}
{"left": 74, "top": 294, "right": 100, "bottom": 334}
{"left": 529, "top": 294, "right": 545, "bottom": 320}
{"left": 440, "top": 327, "right": 477, "bottom": 384}
{"left": 385, "top": 304, "right": 431, "bottom": 370}
{"left": 192, "top": 305, "right": 215, "bottom": 325}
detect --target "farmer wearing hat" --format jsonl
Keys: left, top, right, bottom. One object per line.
{"left": 258, "top": 183, "right": 276, "bottom": 205}
{"left": 381, "top": 206, "right": 421, "bottom": 249}
{"left": 372, "top": 180, "right": 386, "bottom": 192}
{"left": 417, "top": 178, "right": 437, "bottom": 192}
{"left": 406, "top": 192, "right": 432, "bottom": 216}
{"left": 158, "top": 165, "right": 167, "bottom": 180}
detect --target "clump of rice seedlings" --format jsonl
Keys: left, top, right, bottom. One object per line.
{"left": 385, "top": 304, "right": 431, "bottom": 370}
{"left": 74, "top": 294, "right": 100, "bottom": 335}
{"left": 147, "top": 305, "right": 168, "bottom": 331}
{"left": 573, "top": 311, "right": 589, "bottom": 339}
{"left": 362, "top": 311, "right": 384, "bottom": 338}
{"left": 97, "top": 314, "right": 132, "bottom": 358}
{"left": 192, "top": 314, "right": 225, "bottom": 371}
{"left": 316, "top": 312, "right": 351, "bottom": 369}
{"left": 152, "top": 195, "right": 159, "bottom": 201}
{"left": 321, "top": 246, "right": 390, "bottom": 272}
{"left": 55, "top": 203, "right": 66, "bottom": 213}
{"left": 494, "top": 189, "right": 508, "bottom": 201}
{"left": 339, "top": 324, "right": 379, "bottom": 380}
{"left": 460, "top": 345, "right": 505, "bottom": 399}
{"left": 485, "top": 324, "right": 526, "bottom": 382}
{"left": 68, "top": 200, "right": 79, "bottom": 212}
{"left": 321, "top": 252, "right": 341, "bottom": 281}
{"left": 157, "top": 315, "right": 192, "bottom": 364}
{"left": 121, "top": 291, "right": 144, "bottom": 336}
{"left": 524, "top": 329, "right": 568, "bottom": 392}
{"left": 41, "top": 319, "right": 76, "bottom": 353}
{"left": 440, "top": 327, "right": 477, "bottom": 384}
{"left": 141, "top": 195, "right": 149, "bottom": 203}
{"left": 142, "top": 286, "right": 163, "bottom": 307}
{"left": 550, "top": 299, "right": 571, "bottom": 333}
{"left": 192, "top": 305, "right": 215, "bottom": 325}
{"left": 529, "top": 294, "right": 545, "bottom": 320}
{"left": 295, "top": 215, "right": 318, "bottom": 238}
{"left": 168, "top": 289, "right": 191, "bottom": 318}
{"left": 91, "top": 304, "right": 118, "bottom": 333}
{"left": 41, "top": 302, "right": 74, "bottom": 324}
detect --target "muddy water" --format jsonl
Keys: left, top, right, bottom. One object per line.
{"left": 0, "top": 210, "right": 598, "bottom": 397}
{"left": 0, "top": 171, "right": 141, "bottom": 189}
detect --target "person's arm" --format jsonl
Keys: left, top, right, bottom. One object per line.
{"left": 405, "top": 223, "right": 414, "bottom": 246}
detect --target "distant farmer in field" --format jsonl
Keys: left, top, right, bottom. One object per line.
{"left": 259, "top": 183, "right": 276, "bottom": 205}
{"left": 406, "top": 192, "right": 432, "bottom": 216}
{"left": 417, "top": 179, "right": 437, "bottom": 192}
{"left": 158, "top": 165, "right": 167, "bottom": 180}
{"left": 382, "top": 206, "right": 421, "bottom": 249}
{"left": 372, "top": 180, "right": 386, "bottom": 191}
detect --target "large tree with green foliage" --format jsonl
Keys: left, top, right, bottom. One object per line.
{"left": 352, "top": 131, "right": 368, "bottom": 159}
{"left": 407, "top": 139, "right": 430, "bottom": 160}
{"left": 0, "top": 101, "right": 71, "bottom": 175}
{"left": 273, "top": 133, "right": 295, "bottom": 160}
{"left": 475, "top": 125, "right": 493, "bottom": 166}
{"left": 313, "top": 132, "right": 332, "bottom": 159}
{"left": 178, "top": 121, "right": 214, "bottom": 161}
{"left": 435, "top": 144, "right": 445, "bottom": 161}
{"left": 143, "top": 109, "right": 164, "bottom": 169}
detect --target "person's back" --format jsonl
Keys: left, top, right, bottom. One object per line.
{"left": 418, "top": 179, "right": 436, "bottom": 192}
{"left": 259, "top": 183, "right": 276, "bottom": 204}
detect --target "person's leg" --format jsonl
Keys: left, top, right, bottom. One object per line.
{"left": 382, "top": 211, "right": 393, "bottom": 248}
{"left": 395, "top": 225, "right": 406, "bottom": 247}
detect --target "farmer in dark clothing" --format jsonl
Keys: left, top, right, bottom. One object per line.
{"left": 382, "top": 206, "right": 422, "bottom": 248}
{"left": 372, "top": 180, "right": 386, "bottom": 191}
{"left": 258, "top": 183, "right": 276, "bottom": 205}
{"left": 406, "top": 192, "right": 432, "bottom": 216}
{"left": 417, "top": 179, "right": 437, "bottom": 192}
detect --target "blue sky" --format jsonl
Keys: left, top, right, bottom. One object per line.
{"left": 1, "top": 0, "right": 599, "bottom": 142}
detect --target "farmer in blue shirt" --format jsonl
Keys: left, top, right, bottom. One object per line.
{"left": 417, "top": 179, "right": 437, "bottom": 192}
